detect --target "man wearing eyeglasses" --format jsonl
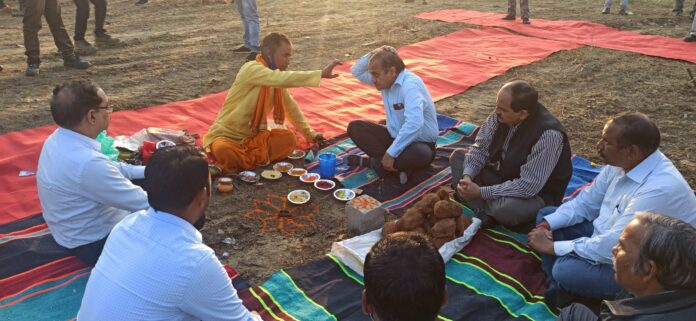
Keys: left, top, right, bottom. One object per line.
{"left": 37, "top": 80, "right": 148, "bottom": 266}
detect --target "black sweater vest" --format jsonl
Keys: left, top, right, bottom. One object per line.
{"left": 487, "top": 103, "right": 572, "bottom": 205}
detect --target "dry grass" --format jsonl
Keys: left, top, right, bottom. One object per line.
{"left": 0, "top": 0, "right": 694, "bottom": 283}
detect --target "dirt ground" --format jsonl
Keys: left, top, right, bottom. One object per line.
{"left": 1, "top": 0, "right": 694, "bottom": 284}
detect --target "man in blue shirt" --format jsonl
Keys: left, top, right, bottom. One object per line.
{"left": 348, "top": 46, "right": 439, "bottom": 184}
{"left": 78, "top": 146, "right": 260, "bottom": 321}
{"left": 527, "top": 112, "right": 696, "bottom": 308}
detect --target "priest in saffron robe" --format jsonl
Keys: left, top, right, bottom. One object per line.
{"left": 204, "top": 32, "right": 341, "bottom": 173}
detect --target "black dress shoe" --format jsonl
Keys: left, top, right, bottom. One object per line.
{"left": 245, "top": 52, "right": 258, "bottom": 61}
{"left": 346, "top": 154, "right": 370, "bottom": 167}
{"left": 233, "top": 45, "right": 251, "bottom": 53}
{"left": 477, "top": 213, "right": 497, "bottom": 229}
{"left": 544, "top": 286, "right": 577, "bottom": 309}
{"left": 63, "top": 55, "right": 92, "bottom": 69}
{"left": 501, "top": 14, "right": 515, "bottom": 20}
{"left": 25, "top": 64, "right": 39, "bottom": 77}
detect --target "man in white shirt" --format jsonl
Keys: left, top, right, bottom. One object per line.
{"left": 37, "top": 80, "right": 149, "bottom": 266}
{"left": 78, "top": 145, "right": 260, "bottom": 321}
{"left": 527, "top": 112, "right": 696, "bottom": 308}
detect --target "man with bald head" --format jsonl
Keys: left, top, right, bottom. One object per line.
{"left": 347, "top": 46, "right": 439, "bottom": 184}
{"left": 37, "top": 80, "right": 148, "bottom": 266}
{"left": 529, "top": 112, "right": 696, "bottom": 308}
{"left": 450, "top": 80, "right": 572, "bottom": 228}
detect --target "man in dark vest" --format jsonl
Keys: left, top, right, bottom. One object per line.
{"left": 450, "top": 80, "right": 572, "bottom": 228}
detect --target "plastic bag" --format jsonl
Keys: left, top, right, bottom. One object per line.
{"left": 330, "top": 217, "right": 481, "bottom": 276}
{"left": 97, "top": 130, "right": 120, "bottom": 161}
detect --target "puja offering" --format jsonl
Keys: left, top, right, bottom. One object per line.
{"left": 314, "top": 179, "right": 336, "bottom": 191}
{"left": 273, "top": 162, "right": 294, "bottom": 172}
{"left": 345, "top": 195, "right": 385, "bottom": 235}
{"left": 238, "top": 171, "right": 259, "bottom": 183}
{"left": 287, "top": 190, "right": 311, "bottom": 205}
{"left": 261, "top": 169, "right": 282, "bottom": 180}
{"left": 216, "top": 177, "right": 234, "bottom": 193}
{"left": 333, "top": 188, "right": 356, "bottom": 201}
{"left": 381, "top": 188, "right": 473, "bottom": 249}
{"left": 299, "top": 173, "right": 320, "bottom": 183}
{"left": 349, "top": 194, "right": 382, "bottom": 212}
{"left": 288, "top": 168, "right": 307, "bottom": 177}
{"left": 288, "top": 149, "right": 306, "bottom": 160}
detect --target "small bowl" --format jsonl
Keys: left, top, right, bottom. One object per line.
{"left": 273, "top": 162, "right": 294, "bottom": 172}
{"left": 314, "top": 179, "right": 336, "bottom": 191}
{"left": 288, "top": 168, "right": 307, "bottom": 177}
{"left": 238, "top": 171, "right": 259, "bottom": 183}
{"left": 299, "top": 173, "right": 320, "bottom": 183}
{"left": 287, "top": 189, "right": 311, "bottom": 205}
{"left": 261, "top": 169, "right": 282, "bottom": 180}
{"left": 288, "top": 149, "right": 306, "bottom": 160}
{"left": 208, "top": 164, "right": 223, "bottom": 179}
{"left": 333, "top": 188, "right": 356, "bottom": 201}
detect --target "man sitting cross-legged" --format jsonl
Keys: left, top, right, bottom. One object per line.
{"left": 78, "top": 146, "right": 260, "bottom": 321}
{"left": 204, "top": 32, "right": 341, "bottom": 173}
{"left": 557, "top": 212, "right": 696, "bottom": 321}
{"left": 450, "top": 80, "right": 572, "bottom": 228}
{"left": 528, "top": 112, "right": 696, "bottom": 308}
{"left": 347, "top": 45, "right": 439, "bottom": 184}
{"left": 38, "top": 80, "right": 148, "bottom": 266}
{"left": 363, "top": 232, "right": 448, "bottom": 321}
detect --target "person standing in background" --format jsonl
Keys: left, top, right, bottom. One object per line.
{"left": 232, "top": 0, "right": 260, "bottom": 61}
{"left": 502, "top": 0, "right": 531, "bottom": 24}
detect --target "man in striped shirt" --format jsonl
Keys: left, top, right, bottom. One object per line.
{"left": 450, "top": 80, "right": 572, "bottom": 228}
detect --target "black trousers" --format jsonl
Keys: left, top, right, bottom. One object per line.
{"left": 70, "top": 236, "right": 108, "bottom": 266}
{"left": 347, "top": 120, "right": 435, "bottom": 173}
{"left": 73, "top": 0, "right": 107, "bottom": 40}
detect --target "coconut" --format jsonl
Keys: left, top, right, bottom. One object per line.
{"left": 431, "top": 218, "right": 456, "bottom": 239}
{"left": 436, "top": 188, "right": 450, "bottom": 201}
{"left": 381, "top": 221, "right": 399, "bottom": 237}
{"left": 397, "top": 208, "right": 426, "bottom": 231}
{"left": 455, "top": 215, "right": 473, "bottom": 236}
{"left": 433, "top": 200, "right": 460, "bottom": 219}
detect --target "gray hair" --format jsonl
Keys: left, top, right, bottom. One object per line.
{"left": 632, "top": 212, "right": 696, "bottom": 290}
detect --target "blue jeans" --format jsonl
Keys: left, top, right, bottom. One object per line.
{"left": 604, "top": 0, "right": 629, "bottom": 10}
{"left": 235, "top": 0, "right": 259, "bottom": 52}
{"left": 536, "top": 206, "right": 623, "bottom": 300}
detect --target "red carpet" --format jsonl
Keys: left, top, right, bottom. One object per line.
{"left": 0, "top": 27, "right": 580, "bottom": 224}
{"left": 416, "top": 9, "right": 696, "bottom": 64}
